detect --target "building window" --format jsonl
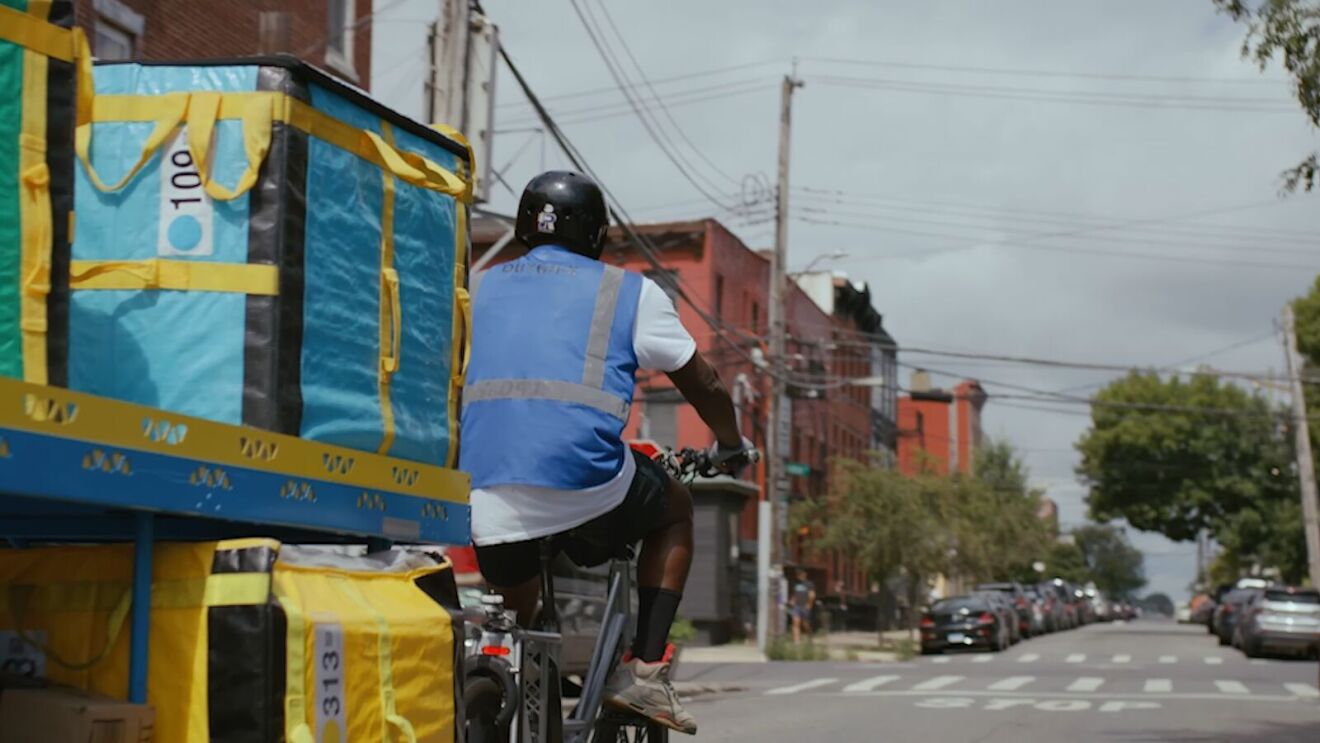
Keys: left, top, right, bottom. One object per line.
{"left": 714, "top": 274, "right": 724, "bottom": 320}
{"left": 93, "top": 0, "right": 143, "bottom": 60}
{"left": 326, "top": 0, "right": 357, "bottom": 79}
{"left": 751, "top": 301, "right": 759, "bottom": 333}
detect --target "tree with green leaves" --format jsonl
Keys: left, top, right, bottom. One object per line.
{"left": 1076, "top": 370, "right": 1304, "bottom": 581}
{"left": 955, "top": 439, "right": 1054, "bottom": 583}
{"left": 1072, "top": 523, "right": 1148, "bottom": 599}
{"left": 1139, "top": 593, "right": 1176, "bottom": 617}
{"left": 1215, "top": 1, "right": 1320, "bottom": 191}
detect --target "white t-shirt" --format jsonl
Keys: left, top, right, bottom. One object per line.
{"left": 470, "top": 277, "right": 697, "bottom": 546}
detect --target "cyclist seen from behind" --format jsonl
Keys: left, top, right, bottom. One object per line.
{"left": 460, "top": 171, "right": 752, "bottom": 735}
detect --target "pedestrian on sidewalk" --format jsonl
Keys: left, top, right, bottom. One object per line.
{"left": 790, "top": 570, "right": 817, "bottom": 644}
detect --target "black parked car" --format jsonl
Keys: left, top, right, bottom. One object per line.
{"left": 921, "top": 595, "right": 1014, "bottom": 654}
{"left": 1214, "top": 587, "right": 1264, "bottom": 647}
{"left": 976, "top": 582, "right": 1034, "bottom": 638}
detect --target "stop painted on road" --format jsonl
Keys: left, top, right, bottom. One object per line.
{"left": 914, "top": 698, "right": 1163, "bottom": 713}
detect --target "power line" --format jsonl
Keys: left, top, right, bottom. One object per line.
{"left": 812, "top": 75, "right": 1295, "bottom": 114}
{"left": 566, "top": 0, "right": 740, "bottom": 210}
{"left": 495, "top": 58, "right": 781, "bottom": 109}
{"left": 500, "top": 78, "right": 775, "bottom": 128}
{"left": 799, "top": 56, "right": 1285, "bottom": 86}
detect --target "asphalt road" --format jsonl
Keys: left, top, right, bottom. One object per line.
{"left": 675, "top": 620, "right": 1320, "bottom": 742}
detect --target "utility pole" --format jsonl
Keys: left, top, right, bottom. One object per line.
{"left": 1282, "top": 305, "right": 1320, "bottom": 588}
{"left": 759, "top": 72, "right": 803, "bottom": 654}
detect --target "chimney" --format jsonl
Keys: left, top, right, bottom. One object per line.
{"left": 910, "top": 369, "right": 931, "bottom": 392}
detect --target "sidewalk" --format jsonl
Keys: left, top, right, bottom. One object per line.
{"left": 680, "top": 641, "right": 767, "bottom": 664}
{"left": 678, "top": 629, "right": 917, "bottom": 664}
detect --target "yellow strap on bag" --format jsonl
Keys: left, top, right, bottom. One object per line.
{"left": 375, "top": 122, "right": 401, "bottom": 456}
{"left": 69, "top": 259, "right": 280, "bottom": 295}
{"left": 186, "top": 91, "right": 273, "bottom": 201}
{"left": 76, "top": 92, "right": 189, "bottom": 193}
{"left": 273, "top": 575, "right": 317, "bottom": 743}
{"left": 0, "top": 3, "right": 76, "bottom": 61}
{"left": 7, "top": 584, "right": 132, "bottom": 672}
{"left": 336, "top": 576, "right": 418, "bottom": 743}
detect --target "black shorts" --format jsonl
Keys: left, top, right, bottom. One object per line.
{"left": 475, "top": 450, "right": 671, "bottom": 588}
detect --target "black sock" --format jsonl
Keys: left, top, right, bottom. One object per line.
{"left": 636, "top": 588, "right": 682, "bottom": 663}
{"left": 632, "top": 587, "right": 659, "bottom": 659}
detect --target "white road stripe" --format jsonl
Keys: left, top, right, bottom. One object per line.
{"left": 1204, "top": 656, "right": 1224, "bottom": 665}
{"left": 971, "top": 654, "right": 993, "bottom": 663}
{"left": 988, "top": 676, "right": 1035, "bottom": 691}
{"left": 929, "top": 656, "right": 952, "bottom": 664}
{"left": 843, "top": 675, "right": 900, "bottom": 693}
{"left": 1214, "top": 680, "right": 1249, "bottom": 694}
{"left": 1158, "top": 655, "right": 1177, "bottom": 664}
{"left": 1017, "top": 653, "right": 1039, "bottom": 663}
{"left": 1285, "top": 683, "right": 1320, "bottom": 698}
{"left": 1144, "top": 679, "right": 1172, "bottom": 693}
{"left": 1112, "top": 654, "right": 1132, "bottom": 664}
{"left": 912, "top": 675, "right": 964, "bottom": 691}
{"left": 765, "top": 678, "right": 838, "bottom": 695}
{"left": 1067, "top": 677, "right": 1104, "bottom": 692}
{"left": 1065, "top": 654, "right": 1086, "bottom": 663}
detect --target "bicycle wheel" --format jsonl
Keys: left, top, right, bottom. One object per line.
{"left": 465, "top": 676, "right": 511, "bottom": 743}
{"left": 592, "top": 717, "right": 669, "bottom": 742}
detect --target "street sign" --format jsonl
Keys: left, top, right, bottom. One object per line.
{"left": 785, "top": 461, "right": 811, "bottom": 477}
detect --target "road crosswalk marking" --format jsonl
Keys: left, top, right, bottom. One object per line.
{"left": 1017, "top": 653, "right": 1039, "bottom": 663}
{"left": 912, "top": 675, "right": 964, "bottom": 691}
{"left": 1067, "top": 677, "right": 1104, "bottom": 692}
{"left": 1065, "top": 654, "right": 1086, "bottom": 663}
{"left": 1215, "top": 680, "right": 1248, "bottom": 694}
{"left": 1111, "top": 654, "right": 1131, "bottom": 664}
{"left": 843, "top": 675, "right": 900, "bottom": 693}
{"left": 988, "top": 676, "right": 1035, "bottom": 691}
{"left": 1144, "top": 679, "right": 1172, "bottom": 693}
{"left": 1158, "top": 656, "right": 1177, "bottom": 664}
{"left": 765, "top": 678, "right": 838, "bottom": 695}
{"left": 971, "top": 654, "right": 993, "bottom": 663}
{"left": 1204, "top": 657, "right": 1224, "bottom": 665}
{"left": 1285, "top": 683, "right": 1320, "bottom": 698}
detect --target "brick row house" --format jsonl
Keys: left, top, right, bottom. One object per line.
{"left": 472, "top": 216, "right": 901, "bottom": 637}
{"left": 75, "top": 0, "right": 374, "bottom": 86}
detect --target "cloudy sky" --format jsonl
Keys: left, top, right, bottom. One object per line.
{"left": 374, "top": 1, "right": 1320, "bottom": 602}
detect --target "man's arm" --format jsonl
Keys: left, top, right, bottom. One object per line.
{"left": 665, "top": 350, "right": 742, "bottom": 448}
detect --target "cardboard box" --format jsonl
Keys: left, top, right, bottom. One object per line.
{"left": 0, "top": 686, "right": 153, "bottom": 743}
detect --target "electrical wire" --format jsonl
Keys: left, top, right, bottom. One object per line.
{"left": 495, "top": 58, "right": 781, "bottom": 109}
{"left": 799, "top": 55, "right": 1285, "bottom": 86}
{"left": 500, "top": 78, "right": 775, "bottom": 128}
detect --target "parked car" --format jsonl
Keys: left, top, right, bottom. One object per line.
{"left": 920, "top": 595, "right": 1014, "bottom": 654}
{"left": 1234, "top": 586, "right": 1320, "bottom": 658}
{"left": 976, "top": 582, "right": 1034, "bottom": 638}
{"left": 1176, "top": 604, "right": 1194, "bottom": 623}
{"left": 1024, "top": 585, "right": 1055, "bottom": 634}
{"left": 1044, "top": 579, "right": 1078, "bottom": 630}
{"left": 974, "top": 591, "right": 1022, "bottom": 644}
{"left": 1214, "top": 587, "right": 1264, "bottom": 647}
{"left": 1086, "top": 587, "right": 1112, "bottom": 622}
{"left": 1188, "top": 593, "right": 1216, "bottom": 627}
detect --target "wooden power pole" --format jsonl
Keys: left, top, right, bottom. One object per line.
{"left": 759, "top": 73, "right": 803, "bottom": 653}
{"left": 1282, "top": 305, "right": 1320, "bottom": 588}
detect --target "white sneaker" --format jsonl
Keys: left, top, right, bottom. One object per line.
{"left": 603, "top": 644, "right": 697, "bottom": 735}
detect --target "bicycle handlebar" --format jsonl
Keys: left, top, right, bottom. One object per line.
{"left": 653, "top": 445, "right": 761, "bottom": 484}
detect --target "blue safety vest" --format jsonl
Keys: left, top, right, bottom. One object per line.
{"left": 460, "top": 246, "right": 643, "bottom": 490}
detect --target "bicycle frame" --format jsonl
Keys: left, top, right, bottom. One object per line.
{"left": 470, "top": 552, "right": 634, "bottom": 743}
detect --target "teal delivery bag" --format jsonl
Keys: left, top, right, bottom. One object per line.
{"left": 69, "top": 57, "right": 473, "bottom": 466}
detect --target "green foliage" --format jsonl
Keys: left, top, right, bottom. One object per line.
{"left": 669, "top": 617, "right": 696, "bottom": 645}
{"left": 1072, "top": 524, "right": 1147, "bottom": 599}
{"left": 795, "top": 439, "right": 1053, "bottom": 620}
{"left": 1139, "top": 593, "right": 1176, "bottom": 617}
{"left": 1076, "top": 369, "right": 1304, "bottom": 582}
{"left": 1077, "top": 371, "right": 1293, "bottom": 541}
{"left": 1214, "top": 1, "right": 1320, "bottom": 191}
{"left": 1046, "top": 540, "right": 1091, "bottom": 584}
{"left": 766, "top": 636, "right": 829, "bottom": 661}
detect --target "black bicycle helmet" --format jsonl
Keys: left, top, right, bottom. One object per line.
{"left": 514, "top": 171, "right": 609, "bottom": 259}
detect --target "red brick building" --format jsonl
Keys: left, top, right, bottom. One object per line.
{"left": 471, "top": 216, "right": 901, "bottom": 621}
{"left": 896, "top": 372, "right": 987, "bottom": 476}
{"left": 75, "top": 0, "right": 373, "bottom": 87}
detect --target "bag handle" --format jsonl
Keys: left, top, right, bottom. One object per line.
{"left": 455, "top": 286, "right": 472, "bottom": 386}
{"left": 7, "top": 584, "right": 132, "bottom": 672}
{"left": 360, "top": 130, "right": 467, "bottom": 198}
{"left": 380, "top": 267, "right": 402, "bottom": 375}
{"left": 76, "top": 92, "right": 189, "bottom": 193}
{"left": 186, "top": 91, "right": 273, "bottom": 202}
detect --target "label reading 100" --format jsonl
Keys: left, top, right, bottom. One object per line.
{"left": 157, "top": 130, "right": 214, "bottom": 257}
